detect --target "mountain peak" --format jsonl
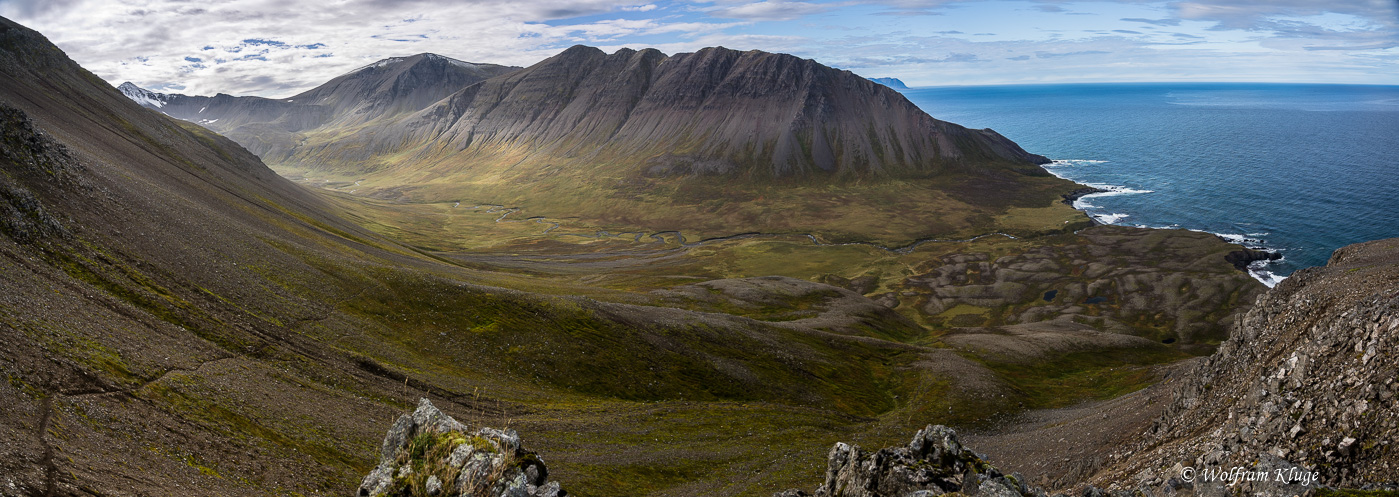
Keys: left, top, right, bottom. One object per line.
{"left": 340, "top": 52, "right": 514, "bottom": 82}
{"left": 116, "top": 81, "right": 170, "bottom": 108}
{"left": 557, "top": 44, "right": 606, "bottom": 58}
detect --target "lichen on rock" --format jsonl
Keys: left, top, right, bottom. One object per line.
{"left": 358, "top": 398, "right": 564, "bottom": 497}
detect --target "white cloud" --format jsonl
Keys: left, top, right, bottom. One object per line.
{"left": 707, "top": 1, "right": 838, "bottom": 21}
{"left": 0, "top": 0, "right": 714, "bottom": 97}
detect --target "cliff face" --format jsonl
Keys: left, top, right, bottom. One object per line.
{"left": 1097, "top": 237, "right": 1399, "bottom": 494}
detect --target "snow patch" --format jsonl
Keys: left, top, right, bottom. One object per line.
{"left": 118, "top": 82, "right": 169, "bottom": 108}
{"left": 425, "top": 53, "right": 477, "bottom": 69}
{"left": 351, "top": 57, "right": 407, "bottom": 73}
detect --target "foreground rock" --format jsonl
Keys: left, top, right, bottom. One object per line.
{"left": 359, "top": 399, "right": 564, "bottom": 497}
{"left": 775, "top": 425, "right": 1059, "bottom": 497}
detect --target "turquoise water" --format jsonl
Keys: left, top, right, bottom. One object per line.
{"left": 902, "top": 83, "right": 1399, "bottom": 285}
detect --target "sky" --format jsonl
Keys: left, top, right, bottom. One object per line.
{"left": 3, "top": 0, "right": 1397, "bottom": 97}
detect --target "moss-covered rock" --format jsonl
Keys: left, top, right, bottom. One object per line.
{"left": 359, "top": 399, "right": 562, "bottom": 497}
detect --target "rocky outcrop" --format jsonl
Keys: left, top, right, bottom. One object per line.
{"left": 1060, "top": 187, "right": 1105, "bottom": 206}
{"left": 776, "top": 425, "right": 1057, "bottom": 497}
{"left": 0, "top": 104, "right": 86, "bottom": 243}
{"left": 359, "top": 399, "right": 564, "bottom": 497}
{"left": 1093, "top": 237, "right": 1399, "bottom": 494}
{"left": 779, "top": 238, "right": 1399, "bottom": 497}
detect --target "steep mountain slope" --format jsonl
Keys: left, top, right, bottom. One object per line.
{"left": 120, "top": 53, "right": 519, "bottom": 160}
{"left": 1, "top": 14, "right": 462, "bottom": 494}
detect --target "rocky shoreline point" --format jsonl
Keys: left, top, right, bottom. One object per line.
{"left": 1223, "top": 247, "right": 1284, "bottom": 271}
{"left": 1060, "top": 187, "right": 1106, "bottom": 206}
{"left": 358, "top": 399, "right": 564, "bottom": 497}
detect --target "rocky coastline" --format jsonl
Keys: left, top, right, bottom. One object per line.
{"left": 1223, "top": 247, "right": 1284, "bottom": 271}
{"left": 1059, "top": 184, "right": 1287, "bottom": 278}
{"left": 1060, "top": 187, "right": 1106, "bottom": 206}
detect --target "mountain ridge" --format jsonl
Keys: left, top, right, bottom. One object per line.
{"left": 123, "top": 46, "right": 1046, "bottom": 179}
{"left": 373, "top": 45, "right": 1048, "bottom": 178}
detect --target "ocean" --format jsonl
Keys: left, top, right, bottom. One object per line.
{"left": 902, "top": 83, "right": 1399, "bottom": 286}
